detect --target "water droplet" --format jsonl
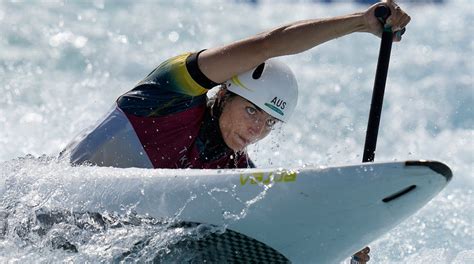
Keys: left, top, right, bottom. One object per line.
{"left": 168, "top": 31, "right": 179, "bottom": 42}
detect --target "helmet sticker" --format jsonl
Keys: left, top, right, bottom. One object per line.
{"left": 231, "top": 76, "right": 252, "bottom": 91}
{"left": 264, "top": 103, "right": 284, "bottom": 116}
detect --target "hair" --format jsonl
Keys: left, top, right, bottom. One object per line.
{"left": 207, "top": 84, "right": 238, "bottom": 118}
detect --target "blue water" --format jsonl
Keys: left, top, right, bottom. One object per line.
{"left": 0, "top": 0, "right": 472, "bottom": 263}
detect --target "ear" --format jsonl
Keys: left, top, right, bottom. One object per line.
{"left": 210, "top": 86, "right": 228, "bottom": 118}
{"left": 216, "top": 86, "right": 227, "bottom": 98}
{"left": 215, "top": 86, "right": 229, "bottom": 107}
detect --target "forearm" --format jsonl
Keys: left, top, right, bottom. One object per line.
{"left": 199, "top": 12, "right": 370, "bottom": 84}
{"left": 262, "top": 12, "right": 367, "bottom": 57}
{"left": 200, "top": 12, "right": 368, "bottom": 83}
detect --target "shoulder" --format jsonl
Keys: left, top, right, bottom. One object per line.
{"left": 138, "top": 51, "right": 220, "bottom": 96}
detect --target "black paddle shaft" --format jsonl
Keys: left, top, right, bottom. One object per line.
{"left": 362, "top": 5, "right": 394, "bottom": 163}
{"left": 352, "top": 6, "right": 395, "bottom": 264}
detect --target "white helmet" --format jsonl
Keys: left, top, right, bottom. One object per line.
{"left": 225, "top": 59, "right": 298, "bottom": 122}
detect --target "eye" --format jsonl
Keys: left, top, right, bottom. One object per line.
{"left": 265, "top": 118, "right": 277, "bottom": 128}
{"left": 245, "top": 106, "right": 257, "bottom": 115}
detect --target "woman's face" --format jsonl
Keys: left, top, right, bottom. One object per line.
{"left": 219, "top": 96, "right": 278, "bottom": 151}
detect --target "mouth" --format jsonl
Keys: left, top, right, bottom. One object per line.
{"left": 236, "top": 134, "right": 250, "bottom": 147}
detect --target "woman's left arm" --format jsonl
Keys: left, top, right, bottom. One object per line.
{"left": 197, "top": 0, "right": 410, "bottom": 84}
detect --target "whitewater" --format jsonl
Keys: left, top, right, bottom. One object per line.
{"left": 0, "top": 0, "right": 472, "bottom": 263}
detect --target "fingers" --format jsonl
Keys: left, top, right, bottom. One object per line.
{"left": 362, "top": 246, "right": 370, "bottom": 254}
{"left": 353, "top": 247, "right": 371, "bottom": 263}
{"left": 352, "top": 255, "right": 370, "bottom": 263}
{"left": 400, "top": 12, "right": 412, "bottom": 29}
{"left": 386, "top": 2, "right": 411, "bottom": 32}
